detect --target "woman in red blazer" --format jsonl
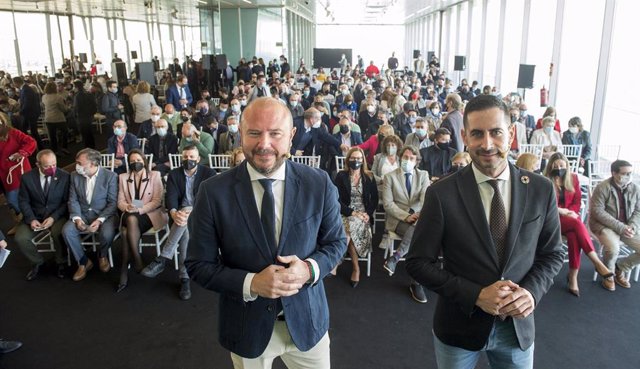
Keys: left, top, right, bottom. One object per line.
{"left": 116, "top": 149, "right": 168, "bottom": 292}
{"left": 0, "top": 112, "right": 36, "bottom": 234}
{"left": 544, "top": 153, "right": 612, "bottom": 296}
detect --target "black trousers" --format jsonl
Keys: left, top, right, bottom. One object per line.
{"left": 78, "top": 118, "right": 96, "bottom": 149}
{"left": 46, "top": 122, "right": 68, "bottom": 152}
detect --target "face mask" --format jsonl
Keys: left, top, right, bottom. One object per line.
{"left": 401, "top": 159, "right": 415, "bottom": 173}
{"left": 303, "top": 91, "right": 310, "bottom": 97}
{"left": 450, "top": 165, "right": 461, "bottom": 173}
{"left": 290, "top": 101, "right": 298, "bottom": 107}
{"left": 181, "top": 116, "right": 190, "bottom": 122}
{"left": 332, "top": 111, "right": 339, "bottom": 117}
{"left": 431, "top": 109, "right": 440, "bottom": 114}
{"left": 408, "top": 117, "right": 417, "bottom": 125}
{"left": 114, "top": 127, "right": 124, "bottom": 136}
{"left": 388, "top": 146, "right": 397, "bottom": 156}
{"left": 510, "top": 115, "right": 518, "bottom": 123}
{"left": 520, "top": 110, "right": 527, "bottom": 117}
{"left": 219, "top": 108, "right": 227, "bottom": 113}
{"left": 340, "top": 125, "right": 350, "bottom": 134}
{"left": 43, "top": 166, "right": 56, "bottom": 177}
{"left": 312, "top": 121, "right": 321, "bottom": 129}
{"left": 348, "top": 160, "right": 363, "bottom": 170}
{"left": 157, "top": 128, "right": 167, "bottom": 137}
{"left": 232, "top": 104, "right": 240, "bottom": 113}
{"left": 569, "top": 127, "right": 579, "bottom": 134}
{"left": 151, "top": 115, "right": 160, "bottom": 122}
{"left": 550, "top": 168, "right": 567, "bottom": 178}
{"left": 200, "top": 107, "right": 209, "bottom": 114}
{"left": 110, "top": 87, "right": 118, "bottom": 93}
{"left": 75, "top": 164, "right": 86, "bottom": 177}
{"left": 367, "top": 106, "right": 376, "bottom": 114}
{"left": 415, "top": 128, "right": 427, "bottom": 137}
{"left": 544, "top": 127, "right": 553, "bottom": 134}
{"left": 436, "top": 142, "right": 450, "bottom": 150}
{"left": 240, "top": 100, "right": 247, "bottom": 106}
{"left": 182, "top": 159, "right": 197, "bottom": 171}
{"left": 229, "top": 124, "right": 239, "bottom": 133}
{"left": 166, "top": 113, "right": 175, "bottom": 118}
{"left": 617, "top": 174, "right": 632, "bottom": 187}
{"left": 130, "top": 162, "right": 145, "bottom": 172}
{"left": 204, "top": 95, "right": 211, "bottom": 100}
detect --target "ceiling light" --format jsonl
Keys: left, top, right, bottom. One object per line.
{"left": 242, "top": 0, "right": 251, "bottom": 3}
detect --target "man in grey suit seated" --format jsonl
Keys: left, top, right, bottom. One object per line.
{"left": 62, "top": 148, "right": 119, "bottom": 282}
{"left": 381, "top": 145, "right": 430, "bottom": 303}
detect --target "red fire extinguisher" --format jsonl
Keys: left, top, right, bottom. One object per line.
{"left": 540, "top": 85, "right": 548, "bottom": 107}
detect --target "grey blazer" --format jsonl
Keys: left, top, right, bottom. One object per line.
{"left": 68, "top": 168, "right": 119, "bottom": 223}
{"left": 381, "top": 167, "right": 430, "bottom": 231}
{"left": 589, "top": 178, "right": 640, "bottom": 235}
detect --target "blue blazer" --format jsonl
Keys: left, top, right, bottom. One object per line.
{"left": 165, "top": 84, "right": 193, "bottom": 109}
{"left": 67, "top": 168, "right": 118, "bottom": 223}
{"left": 186, "top": 160, "right": 347, "bottom": 358}
{"left": 107, "top": 133, "right": 140, "bottom": 159}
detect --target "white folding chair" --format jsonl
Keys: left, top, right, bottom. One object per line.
{"left": 344, "top": 249, "right": 372, "bottom": 277}
{"left": 169, "top": 154, "right": 182, "bottom": 170}
{"left": 381, "top": 231, "right": 405, "bottom": 261}
{"left": 93, "top": 114, "right": 107, "bottom": 133}
{"left": 137, "top": 138, "right": 147, "bottom": 152}
{"left": 138, "top": 223, "right": 170, "bottom": 258}
{"left": 335, "top": 156, "right": 346, "bottom": 171}
{"left": 212, "top": 98, "right": 220, "bottom": 106}
{"left": 67, "top": 232, "right": 117, "bottom": 268}
{"left": 562, "top": 145, "right": 583, "bottom": 173}
{"left": 100, "top": 153, "right": 115, "bottom": 171}
{"left": 589, "top": 160, "right": 612, "bottom": 195}
{"left": 31, "top": 230, "right": 55, "bottom": 253}
{"left": 519, "top": 144, "right": 544, "bottom": 164}
{"left": 291, "top": 155, "right": 320, "bottom": 168}
{"left": 208, "top": 154, "right": 231, "bottom": 171}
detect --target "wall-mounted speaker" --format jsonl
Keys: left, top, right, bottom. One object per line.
{"left": 517, "top": 64, "right": 535, "bottom": 89}
{"left": 454, "top": 56, "right": 466, "bottom": 71}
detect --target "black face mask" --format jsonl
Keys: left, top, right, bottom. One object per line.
{"left": 551, "top": 168, "right": 567, "bottom": 178}
{"left": 348, "top": 160, "right": 363, "bottom": 170}
{"left": 511, "top": 115, "right": 518, "bottom": 123}
{"left": 181, "top": 116, "right": 190, "bottom": 122}
{"left": 130, "top": 162, "right": 145, "bottom": 172}
{"left": 378, "top": 134, "right": 385, "bottom": 142}
{"left": 340, "top": 125, "right": 350, "bottom": 134}
{"left": 436, "top": 142, "right": 450, "bottom": 150}
{"left": 182, "top": 159, "right": 197, "bottom": 171}
{"left": 450, "top": 165, "right": 461, "bottom": 173}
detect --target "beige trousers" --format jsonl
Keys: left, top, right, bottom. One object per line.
{"left": 596, "top": 228, "right": 640, "bottom": 273}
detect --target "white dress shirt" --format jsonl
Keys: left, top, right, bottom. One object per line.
{"left": 242, "top": 162, "right": 320, "bottom": 301}
{"left": 472, "top": 163, "right": 511, "bottom": 225}
{"left": 71, "top": 167, "right": 106, "bottom": 224}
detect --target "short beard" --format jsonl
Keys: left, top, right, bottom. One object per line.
{"left": 248, "top": 148, "right": 287, "bottom": 176}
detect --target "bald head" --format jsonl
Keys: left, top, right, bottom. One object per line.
{"left": 241, "top": 97, "right": 293, "bottom": 132}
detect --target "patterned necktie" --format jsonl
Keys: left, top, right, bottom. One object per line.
{"left": 259, "top": 179, "right": 277, "bottom": 255}
{"left": 487, "top": 180, "right": 507, "bottom": 266}
{"left": 405, "top": 172, "right": 412, "bottom": 196}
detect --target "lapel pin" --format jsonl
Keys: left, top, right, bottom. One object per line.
{"left": 521, "top": 176, "right": 529, "bottom": 184}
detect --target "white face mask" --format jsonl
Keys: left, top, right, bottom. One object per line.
{"left": 569, "top": 127, "right": 579, "bottom": 134}
{"left": 150, "top": 115, "right": 160, "bottom": 122}
{"left": 229, "top": 124, "right": 239, "bottom": 133}
{"left": 166, "top": 112, "right": 175, "bottom": 118}
{"left": 617, "top": 174, "right": 632, "bottom": 187}
{"left": 75, "top": 164, "right": 87, "bottom": 177}
{"left": 312, "top": 121, "right": 321, "bottom": 129}
{"left": 367, "top": 106, "right": 376, "bottom": 114}
{"left": 157, "top": 128, "right": 167, "bottom": 137}
{"left": 401, "top": 159, "right": 415, "bottom": 173}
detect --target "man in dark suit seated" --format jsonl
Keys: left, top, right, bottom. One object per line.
{"left": 165, "top": 75, "right": 193, "bottom": 111}
{"left": 62, "top": 148, "right": 119, "bottom": 282}
{"left": 185, "top": 97, "right": 346, "bottom": 368}
{"left": 419, "top": 127, "right": 458, "bottom": 182}
{"left": 290, "top": 107, "right": 345, "bottom": 172}
{"left": 141, "top": 145, "right": 216, "bottom": 300}
{"left": 146, "top": 118, "right": 178, "bottom": 176}
{"left": 406, "top": 95, "right": 564, "bottom": 369}
{"left": 333, "top": 116, "right": 363, "bottom": 157}
{"left": 137, "top": 105, "right": 164, "bottom": 140}
{"left": 107, "top": 119, "right": 140, "bottom": 174}
{"left": 14, "top": 150, "right": 70, "bottom": 280}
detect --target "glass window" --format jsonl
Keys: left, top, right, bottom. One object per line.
{"left": 15, "top": 12, "right": 49, "bottom": 74}
{"left": 468, "top": 0, "right": 482, "bottom": 83}
{"left": 482, "top": 0, "right": 500, "bottom": 87}
{"left": 0, "top": 12, "right": 17, "bottom": 74}
{"left": 49, "top": 15, "right": 64, "bottom": 72}
{"left": 554, "top": 0, "right": 605, "bottom": 131}
{"left": 58, "top": 16, "right": 71, "bottom": 60}
{"left": 500, "top": 0, "right": 525, "bottom": 94}
{"left": 601, "top": 0, "right": 639, "bottom": 159}
{"left": 458, "top": 2, "right": 469, "bottom": 57}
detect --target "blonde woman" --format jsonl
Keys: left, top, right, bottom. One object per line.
{"left": 132, "top": 81, "right": 157, "bottom": 128}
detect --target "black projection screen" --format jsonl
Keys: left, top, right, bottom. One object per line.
{"left": 313, "top": 48, "right": 352, "bottom": 69}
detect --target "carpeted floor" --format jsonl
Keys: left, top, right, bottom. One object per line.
{"left": 1, "top": 129, "right": 639, "bottom": 368}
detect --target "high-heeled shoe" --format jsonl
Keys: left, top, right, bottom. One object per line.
{"left": 116, "top": 282, "right": 128, "bottom": 293}
{"left": 597, "top": 268, "right": 614, "bottom": 279}
{"left": 566, "top": 276, "right": 580, "bottom": 297}
{"left": 350, "top": 271, "right": 360, "bottom": 288}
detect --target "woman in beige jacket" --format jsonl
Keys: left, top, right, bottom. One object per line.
{"left": 41, "top": 82, "right": 70, "bottom": 154}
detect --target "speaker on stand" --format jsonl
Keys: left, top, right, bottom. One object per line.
{"left": 454, "top": 56, "right": 466, "bottom": 88}
{"left": 517, "top": 64, "right": 535, "bottom": 100}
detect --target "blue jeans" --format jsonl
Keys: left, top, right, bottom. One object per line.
{"left": 5, "top": 189, "right": 20, "bottom": 214}
{"left": 433, "top": 319, "right": 534, "bottom": 369}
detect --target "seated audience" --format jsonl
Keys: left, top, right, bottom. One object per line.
{"left": 229, "top": 147, "right": 245, "bottom": 168}
{"left": 334, "top": 147, "right": 378, "bottom": 287}
{"left": 446, "top": 151, "right": 471, "bottom": 175}
{"left": 179, "top": 122, "right": 214, "bottom": 158}
{"left": 161, "top": 103, "right": 180, "bottom": 133}
{"left": 356, "top": 124, "right": 395, "bottom": 167}
{"left": 544, "top": 153, "right": 612, "bottom": 296}
{"left": 62, "top": 148, "right": 118, "bottom": 282}
{"left": 508, "top": 107, "right": 528, "bottom": 160}
{"left": 137, "top": 105, "right": 163, "bottom": 140}
{"left": 419, "top": 128, "right": 457, "bottom": 181}
{"left": 371, "top": 134, "right": 402, "bottom": 186}
{"left": 535, "top": 106, "right": 561, "bottom": 132}
{"left": 333, "top": 117, "right": 363, "bottom": 156}
{"left": 15, "top": 150, "right": 70, "bottom": 280}
{"left": 530, "top": 116, "right": 563, "bottom": 160}
{"left": 141, "top": 145, "right": 216, "bottom": 300}
{"left": 562, "top": 116, "right": 592, "bottom": 176}
{"left": 147, "top": 118, "right": 178, "bottom": 176}
{"left": 404, "top": 117, "right": 431, "bottom": 150}
{"left": 217, "top": 115, "right": 241, "bottom": 154}
{"left": 382, "top": 145, "right": 430, "bottom": 303}
{"left": 589, "top": 160, "right": 640, "bottom": 292}
{"left": 107, "top": 119, "right": 140, "bottom": 174}
{"left": 116, "top": 149, "right": 168, "bottom": 292}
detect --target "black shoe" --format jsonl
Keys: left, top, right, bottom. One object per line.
{"left": 179, "top": 278, "right": 192, "bottom": 300}
{"left": 116, "top": 283, "right": 128, "bottom": 293}
{"left": 56, "top": 264, "right": 66, "bottom": 279}
{"left": 410, "top": 283, "right": 428, "bottom": 303}
{"left": 26, "top": 263, "right": 42, "bottom": 281}
{"left": 383, "top": 256, "right": 398, "bottom": 276}
{"left": 0, "top": 339, "right": 22, "bottom": 354}
{"left": 141, "top": 258, "right": 166, "bottom": 278}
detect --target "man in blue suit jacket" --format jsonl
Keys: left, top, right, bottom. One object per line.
{"left": 186, "top": 98, "right": 346, "bottom": 367}
{"left": 290, "top": 108, "right": 344, "bottom": 172}
{"left": 107, "top": 120, "right": 140, "bottom": 174}
{"left": 13, "top": 77, "right": 43, "bottom": 149}
{"left": 165, "top": 75, "right": 193, "bottom": 110}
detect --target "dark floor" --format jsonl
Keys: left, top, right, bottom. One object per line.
{"left": 1, "top": 128, "right": 640, "bottom": 368}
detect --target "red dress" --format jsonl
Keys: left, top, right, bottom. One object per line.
{"left": 557, "top": 173, "right": 594, "bottom": 269}
{"left": 0, "top": 128, "right": 36, "bottom": 192}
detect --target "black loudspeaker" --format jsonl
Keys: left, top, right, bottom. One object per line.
{"left": 413, "top": 49, "right": 420, "bottom": 59}
{"left": 454, "top": 56, "right": 466, "bottom": 71}
{"left": 79, "top": 53, "right": 87, "bottom": 63}
{"left": 131, "top": 51, "right": 138, "bottom": 60}
{"left": 427, "top": 51, "right": 435, "bottom": 62}
{"left": 215, "top": 54, "right": 227, "bottom": 70}
{"left": 111, "top": 62, "right": 128, "bottom": 86}
{"left": 135, "top": 62, "right": 155, "bottom": 86}
{"left": 203, "top": 54, "right": 214, "bottom": 70}
{"left": 517, "top": 64, "right": 535, "bottom": 89}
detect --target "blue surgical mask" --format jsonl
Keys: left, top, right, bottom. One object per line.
{"left": 401, "top": 159, "right": 415, "bottom": 173}
{"left": 229, "top": 124, "right": 238, "bottom": 133}
{"left": 114, "top": 127, "right": 123, "bottom": 136}
{"left": 544, "top": 127, "right": 553, "bottom": 134}
{"left": 415, "top": 128, "right": 427, "bottom": 137}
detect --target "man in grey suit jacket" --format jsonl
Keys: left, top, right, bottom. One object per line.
{"left": 406, "top": 95, "right": 564, "bottom": 369}
{"left": 382, "top": 145, "right": 430, "bottom": 303}
{"left": 62, "top": 148, "right": 119, "bottom": 282}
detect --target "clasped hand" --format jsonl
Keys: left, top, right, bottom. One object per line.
{"left": 476, "top": 280, "right": 535, "bottom": 319}
{"left": 250, "top": 255, "right": 310, "bottom": 299}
